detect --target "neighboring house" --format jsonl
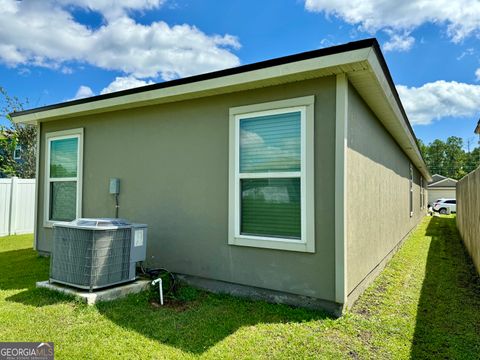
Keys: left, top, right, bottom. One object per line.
{"left": 11, "top": 38, "right": 431, "bottom": 315}
{"left": 427, "top": 174, "right": 457, "bottom": 205}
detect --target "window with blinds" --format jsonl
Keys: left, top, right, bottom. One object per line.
{"left": 45, "top": 129, "right": 83, "bottom": 225}
{"left": 229, "top": 96, "right": 315, "bottom": 252}
{"left": 239, "top": 111, "right": 302, "bottom": 239}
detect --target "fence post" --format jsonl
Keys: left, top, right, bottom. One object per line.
{"left": 8, "top": 177, "right": 18, "bottom": 235}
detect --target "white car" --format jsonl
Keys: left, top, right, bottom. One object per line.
{"left": 432, "top": 198, "right": 456, "bottom": 214}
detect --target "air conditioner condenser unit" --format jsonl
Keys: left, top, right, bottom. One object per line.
{"left": 50, "top": 218, "right": 147, "bottom": 291}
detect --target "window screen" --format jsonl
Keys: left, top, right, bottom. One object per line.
{"left": 48, "top": 135, "right": 80, "bottom": 222}
{"left": 239, "top": 110, "right": 302, "bottom": 240}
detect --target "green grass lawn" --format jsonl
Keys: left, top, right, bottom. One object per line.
{"left": 1, "top": 216, "right": 479, "bottom": 359}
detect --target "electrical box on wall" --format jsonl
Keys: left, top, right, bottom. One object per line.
{"left": 109, "top": 178, "right": 120, "bottom": 194}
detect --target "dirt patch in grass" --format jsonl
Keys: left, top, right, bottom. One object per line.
{"left": 348, "top": 350, "right": 360, "bottom": 359}
{"left": 355, "top": 307, "right": 371, "bottom": 317}
{"left": 149, "top": 299, "right": 195, "bottom": 312}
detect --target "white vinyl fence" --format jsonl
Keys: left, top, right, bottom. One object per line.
{"left": 0, "top": 178, "right": 35, "bottom": 236}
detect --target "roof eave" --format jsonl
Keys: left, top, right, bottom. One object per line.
{"left": 10, "top": 38, "right": 431, "bottom": 181}
{"left": 428, "top": 177, "right": 458, "bottom": 187}
{"left": 11, "top": 47, "right": 373, "bottom": 125}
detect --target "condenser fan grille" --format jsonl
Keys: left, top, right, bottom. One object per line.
{"left": 50, "top": 218, "right": 147, "bottom": 291}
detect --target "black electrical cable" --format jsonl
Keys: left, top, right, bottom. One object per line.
{"left": 114, "top": 194, "right": 119, "bottom": 218}
{"left": 139, "top": 264, "right": 176, "bottom": 295}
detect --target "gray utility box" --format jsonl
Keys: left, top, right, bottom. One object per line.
{"left": 50, "top": 218, "right": 147, "bottom": 291}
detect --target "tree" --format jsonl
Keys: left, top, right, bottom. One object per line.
{"left": 465, "top": 147, "right": 480, "bottom": 174}
{"left": 444, "top": 136, "right": 466, "bottom": 179}
{"left": 0, "top": 87, "right": 36, "bottom": 178}
{"left": 419, "top": 137, "right": 480, "bottom": 180}
{"left": 0, "top": 129, "right": 17, "bottom": 177}
{"left": 425, "top": 139, "right": 447, "bottom": 176}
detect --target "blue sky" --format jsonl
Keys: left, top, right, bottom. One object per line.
{"left": 1, "top": 0, "right": 480, "bottom": 147}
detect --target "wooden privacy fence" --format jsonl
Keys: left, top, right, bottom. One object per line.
{"left": 456, "top": 167, "right": 480, "bottom": 275}
{"left": 0, "top": 178, "right": 35, "bottom": 237}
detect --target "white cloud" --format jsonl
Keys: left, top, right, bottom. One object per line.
{"left": 305, "top": 0, "right": 480, "bottom": 49}
{"left": 397, "top": 81, "right": 480, "bottom": 125}
{"left": 475, "top": 69, "right": 480, "bottom": 81}
{"left": 58, "top": 0, "right": 164, "bottom": 21}
{"left": 319, "top": 37, "right": 339, "bottom": 48}
{"left": 0, "top": 0, "right": 240, "bottom": 80}
{"left": 383, "top": 31, "right": 415, "bottom": 52}
{"left": 71, "top": 85, "right": 94, "bottom": 100}
{"left": 68, "top": 75, "right": 155, "bottom": 100}
{"left": 61, "top": 67, "right": 74, "bottom": 74}
{"left": 457, "top": 48, "right": 475, "bottom": 60}
{"left": 100, "top": 76, "right": 154, "bottom": 94}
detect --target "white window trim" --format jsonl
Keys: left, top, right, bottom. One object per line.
{"left": 228, "top": 96, "right": 315, "bottom": 253}
{"left": 409, "top": 164, "right": 414, "bottom": 217}
{"left": 420, "top": 177, "right": 424, "bottom": 209}
{"left": 44, "top": 128, "right": 83, "bottom": 228}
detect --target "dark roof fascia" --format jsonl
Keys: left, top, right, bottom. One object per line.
{"left": 11, "top": 38, "right": 378, "bottom": 118}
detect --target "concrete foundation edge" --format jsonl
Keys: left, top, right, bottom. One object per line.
{"left": 176, "top": 274, "right": 343, "bottom": 317}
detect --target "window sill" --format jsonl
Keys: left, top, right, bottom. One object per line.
{"left": 229, "top": 235, "right": 314, "bottom": 253}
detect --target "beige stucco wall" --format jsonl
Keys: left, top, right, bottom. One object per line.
{"left": 36, "top": 77, "right": 338, "bottom": 302}
{"left": 456, "top": 168, "right": 480, "bottom": 275}
{"left": 346, "top": 84, "right": 425, "bottom": 301}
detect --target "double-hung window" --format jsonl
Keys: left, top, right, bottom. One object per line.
{"left": 229, "top": 96, "right": 315, "bottom": 252}
{"left": 45, "top": 129, "right": 83, "bottom": 226}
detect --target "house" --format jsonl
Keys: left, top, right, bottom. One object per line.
{"left": 11, "top": 38, "right": 431, "bottom": 315}
{"left": 427, "top": 174, "right": 457, "bottom": 205}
